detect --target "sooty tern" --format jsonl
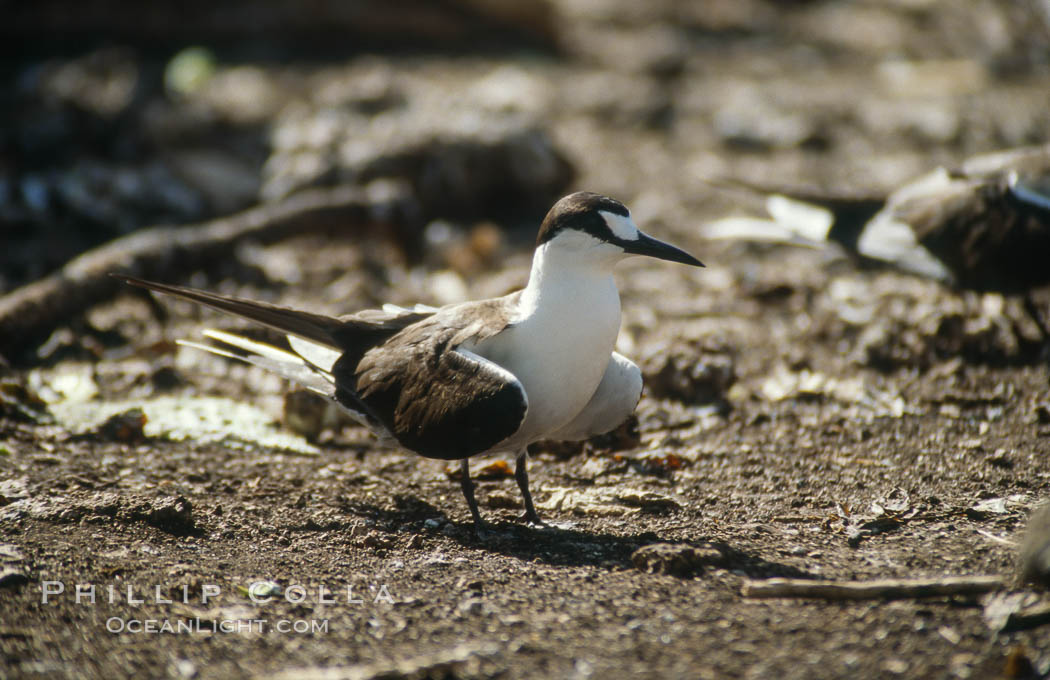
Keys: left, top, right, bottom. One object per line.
{"left": 116, "top": 192, "right": 703, "bottom": 535}
{"left": 704, "top": 145, "right": 1050, "bottom": 336}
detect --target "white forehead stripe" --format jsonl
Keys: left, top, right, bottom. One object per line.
{"left": 600, "top": 210, "right": 639, "bottom": 241}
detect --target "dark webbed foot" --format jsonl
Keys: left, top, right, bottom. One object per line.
{"left": 515, "top": 451, "right": 546, "bottom": 526}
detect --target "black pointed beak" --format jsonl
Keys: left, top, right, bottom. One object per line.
{"left": 622, "top": 232, "right": 704, "bottom": 267}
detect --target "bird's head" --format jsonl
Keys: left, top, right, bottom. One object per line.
{"left": 536, "top": 192, "right": 704, "bottom": 268}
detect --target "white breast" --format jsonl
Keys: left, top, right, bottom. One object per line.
{"left": 467, "top": 267, "right": 622, "bottom": 451}
{"left": 546, "top": 352, "right": 642, "bottom": 442}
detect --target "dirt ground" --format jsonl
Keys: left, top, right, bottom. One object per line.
{"left": 3, "top": 2, "right": 1050, "bottom": 679}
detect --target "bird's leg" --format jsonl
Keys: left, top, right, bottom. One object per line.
{"left": 515, "top": 451, "right": 545, "bottom": 526}
{"left": 459, "top": 458, "right": 488, "bottom": 537}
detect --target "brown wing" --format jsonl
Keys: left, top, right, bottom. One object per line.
{"left": 894, "top": 173, "right": 1050, "bottom": 293}
{"left": 331, "top": 308, "right": 435, "bottom": 368}
{"left": 115, "top": 275, "right": 527, "bottom": 457}
{"left": 334, "top": 296, "right": 528, "bottom": 460}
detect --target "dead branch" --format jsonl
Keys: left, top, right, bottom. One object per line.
{"left": 742, "top": 575, "right": 1004, "bottom": 600}
{"left": 0, "top": 184, "right": 417, "bottom": 364}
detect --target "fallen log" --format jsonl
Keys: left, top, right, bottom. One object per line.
{"left": 0, "top": 183, "right": 418, "bottom": 364}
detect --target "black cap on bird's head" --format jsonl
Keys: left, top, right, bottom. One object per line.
{"left": 536, "top": 191, "right": 704, "bottom": 267}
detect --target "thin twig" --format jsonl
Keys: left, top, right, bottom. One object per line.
{"left": 974, "top": 527, "right": 1017, "bottom": 547}
{"left": 742, "top": 575, "right": 1004, "bottom": 600}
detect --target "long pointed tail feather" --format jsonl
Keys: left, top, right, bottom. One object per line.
{"left": 178, "top": 334, "right": 335, "bottom": 397}
{"left": 113, "top": 274, "right": 343, "bottom": 349}
{"left": 202, "top": 329, "right": 321, "bottom": 369}
{"left": 115, "top": 273, "right": 401, "bottom": 440}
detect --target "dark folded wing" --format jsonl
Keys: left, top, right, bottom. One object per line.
{"left": 331, "top": 308, "right": 434, "bottom": 368}
{"left": 115, "top": 274, "right": 527, "bottom": 456}
{"left": 894, "top": 171, "right": 1050, "bottom": 293}
{"left": 335, "top": 301, "right": 527, "bottom": 460}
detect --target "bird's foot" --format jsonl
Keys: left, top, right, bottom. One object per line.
{"left": 519, "top": 511, "right": 549, "bottom": 528}
{"left": 472, "top": 521, "right": 493, "bottom": 541}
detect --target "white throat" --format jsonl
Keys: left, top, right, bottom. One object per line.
{"left": 518, "top": 235, "right": 622, "bottom": 321}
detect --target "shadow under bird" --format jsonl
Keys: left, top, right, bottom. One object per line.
{"left": 115, "top": 191, "right": 703, "bottom": 536}
{"left": 704, "top": 145, "right": 1050, "bottom": 335}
